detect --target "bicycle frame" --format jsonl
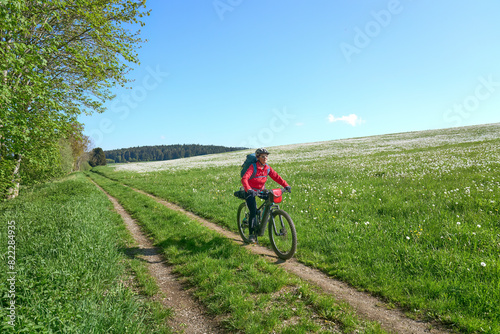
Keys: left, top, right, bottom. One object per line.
{"left": 255, "top": 193, "right": 279, "bottom": 236}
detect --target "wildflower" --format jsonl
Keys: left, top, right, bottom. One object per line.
{"left": 481, "top": 262, "right": 487, "bottom": 267}
{"left": 477, "top": 224, "right": 481, "bottom": 228}
{"left": 365, "top": 221, "right": 370, "bottom": 225}
{"left": 457, "top": 222, "right": 461, "bottom": 225}
{"left": 406, "top": 236, "right": 410, "bottom": 240}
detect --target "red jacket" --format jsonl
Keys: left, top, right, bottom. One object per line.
{"left": 241, "top": 162, "right": 289, "bottom": 192}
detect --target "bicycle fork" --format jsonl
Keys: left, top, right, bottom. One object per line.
{"left": 272, "top": 214, "right": 287, "bottom": 237}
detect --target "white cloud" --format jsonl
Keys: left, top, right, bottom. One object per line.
{"left": 327, "top": 114, "right": 364, "bottom": 126}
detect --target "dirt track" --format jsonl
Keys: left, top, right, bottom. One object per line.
{"left": 91, "top": 179, "right": 222, "bottom": 333}
{"left": 92, "top": 177, "right": 452, "bottom": 334}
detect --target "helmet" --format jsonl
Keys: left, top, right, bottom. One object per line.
{"left": 255, "top": 148, "right": 269, "bottom": 157}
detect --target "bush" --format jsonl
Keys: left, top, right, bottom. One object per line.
{"left": 89, "top": 147, "right": 106, "bottom": 167}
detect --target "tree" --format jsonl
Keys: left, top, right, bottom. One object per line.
{"left": 67, "top": 123, "right": 91, "bottom": 172}
{"left": 89, "top": 147, "right": 106, "bottom": 167}
{"left": 0, "top": 0, "right": 148, "bottom": 199}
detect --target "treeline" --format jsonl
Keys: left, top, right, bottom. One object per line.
{"left": 1, "top": 1, "right": 147, "bottom": 199}
{"left": 105, "top": 144, "right": 246, "bottom": 163}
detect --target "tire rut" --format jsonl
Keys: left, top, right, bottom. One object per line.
{"left": 90, "top": 179, "right": 222, "bottom": 334}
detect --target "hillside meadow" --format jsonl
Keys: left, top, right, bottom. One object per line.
{"left": 93, "top": 123, "right": 500, "bottom": 333}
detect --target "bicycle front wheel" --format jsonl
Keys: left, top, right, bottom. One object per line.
{"left": 268, "top": 209, "right": 297, "bottom": 260}
{"left": 237, "top": 202, "right": 251, "bottom": 243}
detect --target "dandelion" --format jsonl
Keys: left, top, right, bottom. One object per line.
{"left": 481, "top": 262, "right": 487, "bottom": 267}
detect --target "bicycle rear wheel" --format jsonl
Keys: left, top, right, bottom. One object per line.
{"left": 237, "top": 202, "right": 251, "bottom": 243}
{"left": 269, "top": 209, "right": 297, "bottom": 260}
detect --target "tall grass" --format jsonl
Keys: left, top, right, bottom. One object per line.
{"left": 91, "top": 125, "right": 500, "bottom": 333}
{"left": 0, "top": 173, "right": 171, "bottom": 333}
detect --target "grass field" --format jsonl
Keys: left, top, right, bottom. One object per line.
{"left": 86, "top": 171, "right": 385, "bottom": 333}
{"left": 92, "top": 123, "right": 500, "bottom": 333}
{"left": 0, "top": 173, "right": 171, "bottom": 333}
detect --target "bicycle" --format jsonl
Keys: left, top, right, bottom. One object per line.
{"left": 235, "top": 188, "right": 297, "bottom": 260}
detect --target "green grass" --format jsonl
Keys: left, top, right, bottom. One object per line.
{"left": 87, "top": 171, "right": 386, "bottom": 334}
{"left": 0, "top": 173, "right": 171, "bottom": 333}
{"left": 91, "top": 125, "right": 500, "bottom": 333}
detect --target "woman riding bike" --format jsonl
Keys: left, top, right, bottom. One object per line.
{"left": 241, "top": 148, "right": 291, "bottom": 243}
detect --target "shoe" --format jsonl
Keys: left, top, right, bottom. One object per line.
{"left": 248, "top": 234, "right": 257, "bottom": 244}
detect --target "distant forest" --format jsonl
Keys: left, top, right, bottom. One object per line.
{"left": 104, "top": 144, "right": 246, "bottom": 163}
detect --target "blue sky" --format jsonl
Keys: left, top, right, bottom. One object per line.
{"left": 79, "top": 0, "right": 500, "bottom": 151}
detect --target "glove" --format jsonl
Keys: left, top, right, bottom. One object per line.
{"left": 247, "top": 189, "right": 257, "bottom": 197}
{"left": 284, "top": 186, "right": 291, "bottom": 193}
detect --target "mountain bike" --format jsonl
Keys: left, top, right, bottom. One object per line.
{"left": 236, "top": 188, "right": 297, "bottom": 260}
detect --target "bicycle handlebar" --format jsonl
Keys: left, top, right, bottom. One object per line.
{"left": 256, "top": 187, "right": 290, "bottom": 199}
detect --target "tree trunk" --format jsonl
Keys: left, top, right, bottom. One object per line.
{"left": 6, "top": 155, "right": 22, "bottom": 200}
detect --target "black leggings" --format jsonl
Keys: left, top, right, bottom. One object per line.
{"left": 245, "top": 195, "right": 257, "bottom": 235}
